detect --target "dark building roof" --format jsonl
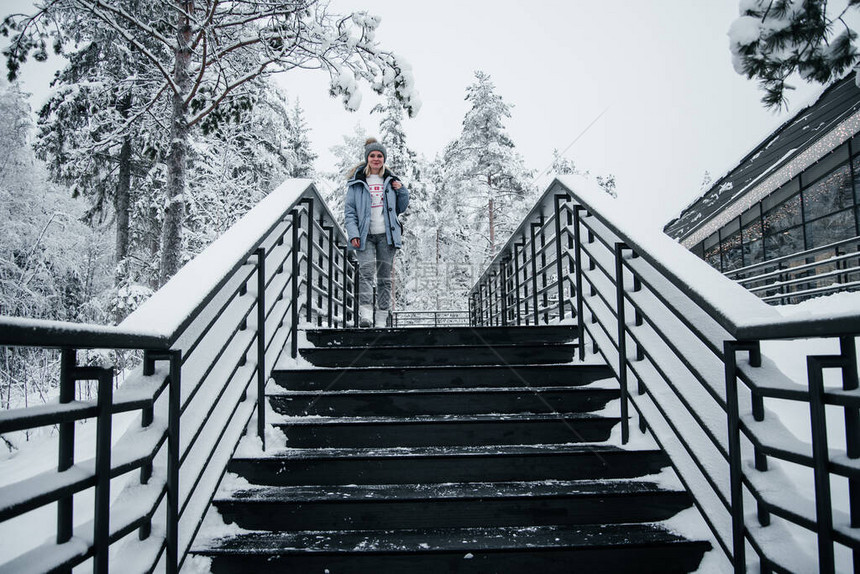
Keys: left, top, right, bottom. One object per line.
{"left": 664, "top": 74, "right": 860, "bottom": 242}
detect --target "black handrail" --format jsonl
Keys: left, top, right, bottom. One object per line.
{"left": 0, "top": 180, "right": 355, "bottom": 573}
{"left": 469, "top": 175, "right": 860, "bottom": 573}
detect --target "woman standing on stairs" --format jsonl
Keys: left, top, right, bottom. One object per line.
{"left": 344, "top": 138, "right": 410, "bottom": 328}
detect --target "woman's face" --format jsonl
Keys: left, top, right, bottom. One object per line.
{"left": 368, "top": 151, "right": 384, "bottom": 173}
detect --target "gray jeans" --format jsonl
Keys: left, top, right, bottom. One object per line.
{"left": 356, "top": 234, "right": 396, "bottom": 310}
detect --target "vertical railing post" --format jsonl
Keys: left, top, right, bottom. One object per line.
{"left": 808, "top": 355, "right": 835, "bottom": 574}
{"left": 57, "top": 349, "right": 75, "bottom": 556}
{"left": 513, "top": 242, "right": 523, "bottom": 325}
{"left": 166, "top": 350, "right": 181, "bottom": 574}
{"left": 614, "top": 243, "right": 630, "bottom": 444}
{"left": 841, "top": 336, "right": 859, "bottom": 570}
{"left": 326, "top": 227, "right": 335, "bottom": 327}
{"left": 94, "top": 367, "right": 114, "bottom": 574}
{"left": 487, "top": 271, "right": 495, "bottom": 326}
{"left": 341, "top": 245, "right": 350, "bottom": 328}
{"left": 303, "top": 199, "right": 315, "bottom": 323}
{"left": 724, "top": 340, "right": 746, "bottom": 574}
{"left": 554, "top": 195, "right": 567, "bottom": 322}
{"left": 725, "top": 341, "right": 766, "bottom": 572}
{"left": 500, "top": 258, "right": 509, "bottom": 327}
{"left": 573, "top": 206, "right": 586, "bottom": 361}
{"left": 351, "top": 258, "right": 360, "bottom": 328}
{"left": 290, "top": 209, "right": 301, "bottom": 359}
{"left": 255, "top": 246, "right": 267, "bottom": 451}
{"left": 538, "top": 216, "right": 548, "bottom": 324}
{"left": 530, "top": 222, "right": 539, "bottom": 325}
{"left": 477, "top": 283, "right": 484, "bottom": 326}
{"left": 746, "top": 341, "right": 770, "bottom": 526}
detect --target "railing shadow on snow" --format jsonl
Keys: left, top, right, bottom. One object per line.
{"left": 0, "top": 179, "right": 356, "bottom": 573}
{"left": 469, "top": 175, "right": 860, "bottom": 573}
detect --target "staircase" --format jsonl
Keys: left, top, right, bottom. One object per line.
{"left": 192, "top": 325, "right": 712, "bottom": 573}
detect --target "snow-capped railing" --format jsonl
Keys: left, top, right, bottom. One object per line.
{"left": 469, "top": 175, "right": 860, "bottom": 573}
{"left": 0, "top": 180, "right": 356, "bottom": 573}
{"left": 724, "top": 235, "right": 860, "bottom": 305}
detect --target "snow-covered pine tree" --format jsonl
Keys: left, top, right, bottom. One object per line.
{"left": 443, "top": 71, "right": 533, "bottom": 262}
{"left": 729, "top": 0, "right": 859, "bottom": 108}
{"left": 30, "top": 11, "right": 163, "bottom": 274}
{"left": 4, "top": 1, "right": 420, "bottom": 285}
{"left": 287, "top": 100, "right": 317, "bottom": 179}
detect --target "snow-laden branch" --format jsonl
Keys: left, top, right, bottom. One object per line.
{"left": 70, "top": 0, "right": 181, "bottom": 95}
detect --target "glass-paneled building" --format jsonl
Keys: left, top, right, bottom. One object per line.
{"left": 664, "top": 75, "right": 860, "bottom": 304}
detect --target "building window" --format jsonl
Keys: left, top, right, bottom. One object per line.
{"left": 704, "top": 232, "right": 720, "bottom": 270}
{"left": 802, "top": 163, "right": 853, "bottom": 221}
{"left": 854, "top": 155, "right": 860, "bottom": 208}
{"left": 805, "top": 208, "right": 856, "bottom": 248}
{"left": 722, "top": 228, "right": 744, "bottom": 271}
{"left": 764, "top": 226, "right": 805, "bottom": 259}
{"left": 763, "top": 193, "right": 802, "bottom": 235}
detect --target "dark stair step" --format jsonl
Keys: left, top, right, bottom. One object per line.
{"left": 227, "top": 444, "right": 672, "bottom": 486}
{"left": 272, "top": 413, "right": 618, "bottom": 448}
{"left": 298, "top": 343, "right": 579, "bottom": 367}
{"left": 268, "top": 386, "right": 619, "bottom": 417}
{"left": 305, "top": 325, "right": 578, "bottom": 348}
{"left": 214, "top": 479, "right": 693, "bottom": 531}
{"left": 272, "top": 364, "right": 613, "bottom": 391}
{"left": 195, "top": 523, "right": 711, "bottom": 574}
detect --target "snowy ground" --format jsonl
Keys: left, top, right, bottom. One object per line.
{"left": 1, "top": 291, "right": 858, "bottom": 572}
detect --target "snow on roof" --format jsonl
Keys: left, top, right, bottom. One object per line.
{"left": 664, "top": 74, "right": 860, "bottom": 242}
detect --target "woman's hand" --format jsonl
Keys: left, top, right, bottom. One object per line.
{"left": 391, "top": 180, "right": 402, "bottom": 190}
{"left": 351, "top": 238, "right": 361, "bottom": 248}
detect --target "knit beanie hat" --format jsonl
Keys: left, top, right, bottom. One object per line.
{"left": 364, "top": 137, "right": 386, "bottom": 162}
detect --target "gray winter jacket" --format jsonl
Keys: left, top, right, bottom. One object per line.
{"left": 344, "top": 165, "right": 409, "bottom": 250}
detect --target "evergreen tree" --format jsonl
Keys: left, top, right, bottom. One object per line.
{"left": 4, "top": 1, "right": 420, "bottom": 285}
{"left": 729, "top": 0, "right": 859, "bottom": 108}
{"left": 287, "top": 100, "right": 317, "bottom": 179}
{"left": 30, "top": 16, "right": 160, "bottom": 269}
{"left": 443, "top": 71, "right": 533, "bottom": 261}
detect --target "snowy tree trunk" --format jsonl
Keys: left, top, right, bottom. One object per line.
{"left": 115, "top": 136, "right": 131, "bottom": 263}
{"left": 115, "top": 92, "right": 133, "bottom": 266}
{"left": 488, "top": 196, "right": 495, "bottom": 257}
{"left": 159, "top": 0, "right": 194, "bottom": 286}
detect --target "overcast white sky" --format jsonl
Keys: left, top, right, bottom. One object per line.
{"left": 275, "top": 0, "right": 826, "bottom": 224}
{"left": 10, "top": 1, "right": 830, "bottom": 226}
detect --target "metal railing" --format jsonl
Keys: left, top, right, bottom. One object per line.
{"left": 391, "top": 310, "right": 470, "bottom": 327}
{"left": 469, "top": 175, "right": 860, "bottom": 573}
{"left": 0, "top": 180, "right": 356, "bottom": 574}
{"left": 724, "top": 236, "right": 860, "bottom": 305}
